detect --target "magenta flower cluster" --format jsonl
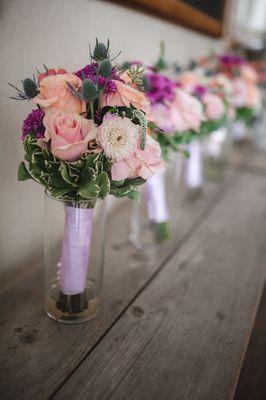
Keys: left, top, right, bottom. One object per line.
{"left": 145, "top": 72, "right": 176, "bottom": 104}
{"left": 219, "top": 54, "right": 245, "bottom": 69}
{"left": 193, "top": 85, "right": 208, "bottom": 98}
{"left": 75, "top": 63, "right": 122, "bottom": 94}
{"left": 22, "top": 109, "right": 45, "bottom": 140}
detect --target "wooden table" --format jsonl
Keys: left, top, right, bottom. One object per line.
{"left": 1, "top": 145, "right": 266, "bottom": 400}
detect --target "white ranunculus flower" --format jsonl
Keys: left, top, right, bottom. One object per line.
{"left": 97, "top": 114, "right": 140, "bottom": 161}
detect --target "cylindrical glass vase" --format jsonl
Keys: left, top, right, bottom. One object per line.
{"left": 204, "top": 126, "right": 232, "bottom": 181}
{"left": 184, "top": 139, "right": 203, "bottom": 198}
{"left": 129, "top": 171, "right": 170, "bottom": 249}
{"left": 231, "top": 120, "right": 251, "bottom": 143}
{"left": 44, "top": 195, "right": 106, "bottom": 324}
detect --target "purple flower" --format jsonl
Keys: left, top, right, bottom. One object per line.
{"left": 75, "top": 62, "right": 123, "bottom": 94}
{"left": 98, "top": 76, "right": 117, "bottom": 93}
{"left": 145, "top": 72, "right": 176, "bottom": 104}
{"left": 22, "top": 109, "right": 45, "bottom": 140}
{"left": 219, "top": 54, "right": 246, "bottom": 68}
{"left": 76, "top": 63, "right": 98, "bottom": 81}
{"left": 193, "top": 85, "right": 207, "bottom": 98}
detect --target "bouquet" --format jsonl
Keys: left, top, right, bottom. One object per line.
{"left": 183, "top": 53, "right": 262, "bottom": 127}
{"left": 11, "top": 40, "right": 164, "bottom": 317}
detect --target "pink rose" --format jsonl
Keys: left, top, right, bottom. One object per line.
{"left": 43, "top": 111, "right": 99, "bottom": 161}
{"left": 231, "top": 78, "right": 248, "bottom": 108}
{"left": 152, "top": 103, "right": 176, "bottom": 132}
{"left": 34, "top": 73, "right": 86, "bottom": 114}
{"left": 101, "top": 72, "right": 153, "bottom": 119}
{"left": 231, "top": 78, "right": 261, "bottom": 111}
{"left": 111, "top": 135, "right": 165, "bottom": 181}
{"left": 202, "top": 92, "right": 225, "bottom": 120}
{"left": 170, "top": 89, "right": 205, "bottom": 132}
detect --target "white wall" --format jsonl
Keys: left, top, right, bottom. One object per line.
{"left": 0, "top": 0, "right": 223, "bottom": 290}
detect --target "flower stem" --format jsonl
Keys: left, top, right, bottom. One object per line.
{"left": 57, "top": 291, "right": 88, "bottom": 314}
{"left": 154, "top": 222, "right": 170, "bottom": 242}
{"left": 89, "top": 101, "right": 94, "bottom": 121}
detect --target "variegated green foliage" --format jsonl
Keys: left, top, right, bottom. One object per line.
{"left": 131, "top": 109, "right": 147, "bottom": 150}
{"left": 18, "top": 133, "right": 143, "bottom": 203}
{"left": 110, "top": 177, "right": 144, "bottom": 200}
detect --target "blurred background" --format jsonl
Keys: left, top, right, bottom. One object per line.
{"left": 0, "top": 0, "right": 265, "bottom": 290}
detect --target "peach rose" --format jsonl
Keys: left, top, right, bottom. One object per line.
{"left": 241, "top": 65, "right": 258, "bottom": 83}
{"left": 43, "top": 111, "right": 99, "bottom": 161}
{"left": 209, "top": 74, "right": 233, "bottom": 96}
{"left": 246, "top": 83, "right": 261, "bottom": 111}
{"left": 101, "top": 72, "right": 153, "bottom": 119}
{"left": 34, "top": 73, "right": 85, "bottom": 114}
{"left": 111, "top": 135, "right": 165, "bottom": 181}
{"left": 202, "top": 92, "right": 225, "bottom": 121}
{"left": 179, "top": 71, "right": 200, "bottom": 94}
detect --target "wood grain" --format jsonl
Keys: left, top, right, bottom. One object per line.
{"left": 234, "top": 283, "right": 266, "bottom": 399}
{"left": 230, "top": 144, "right": 266, "bottom": 175}
{"left": 106, "top": 0, "right": 224, "bottom": 37}
{"left": 53, "top": 172, "right": 266, "bottom": 400}
{"left": 0, "top": 169, "right": 229, "bottom": 399}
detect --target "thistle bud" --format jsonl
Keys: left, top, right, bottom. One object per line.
{"left": 93, "top": 39, "right": 108, "bottom": 61}
{"left": 98, "top": 59, "right": 112, "bottom": 78}
{"left": 82, "top": 79, "right": 98, "bottom": 101}
{"left": 23, "top": 78, "right": 39, "bottom": 99}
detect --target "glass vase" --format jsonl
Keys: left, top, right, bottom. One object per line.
{"left": 184, "top": 139, "right": 204, "bottom": 198}
{"left": 231, "top": 120, "right": 251, "bottom": 143}
{"left": 167, "top": 151, "right": 186, "bottom": 207}
{"left": 129, "top": 171, "right": 170, "bottom": 249}
{"left": 44, "top": 195, "right": 106, "bottom": 324}
{"left": 204, "top": 126, "right": 232, "bottom": 181}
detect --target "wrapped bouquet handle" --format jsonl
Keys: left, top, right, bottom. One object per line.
{"left": 59, "top": 206, "right": 94, "bottom": 295}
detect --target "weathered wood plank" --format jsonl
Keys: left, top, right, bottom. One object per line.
{"left": 0, "top": 171, "right": 230, "bottom": 399}
{"left": 234, "top": 283, "right": 266, "bottom": 400}
{"left": 53, "top": 172, "right": 266, "bottom": 400}
{"left": 230, "top": 144, "right": 266, "bottom": 175}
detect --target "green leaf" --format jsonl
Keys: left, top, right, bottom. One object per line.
{"left": 81, "top": 167, "right": 96, "bottom": 185}
{"left": 96, "top": 171, "right": 110, "bottom": 198}
{"left": 112, "top": 179, "right": 125, "bottom": 187}
{"left": 42, "top": 148, "right": 55, "bottom": 162}
{"left": 127, "top": 189, "right": 140, "bottom": 201}
{"left": 24, "top": 153, "right": 31, "bottom": 163}
{"left": 60, "top": 163, "right": 78, "bottom": 187}
{"left": 50, "top": 187, "right": 73, "bottom": 198}
{"left": 18, "top": 162, "right": 31, "bottom": 181}
{"left": 29, "top": 166, "right": 42, "bottom": 182}
{"left": 78, "top": 182, "right": 100, "bottom": 199}
{"left": 69, "top": 159, "right": 85, "bottom": 171}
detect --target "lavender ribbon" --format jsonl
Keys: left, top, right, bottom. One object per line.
{"left": 207, "top": 127, "right": 227, "bottom": 158}
{"left": 58, "top": 206, "right": 94, "bottom": 295}
{"left": 231, "top": 120, "right": 247, "bottom": 141}
{"left": 145, "top": 172, "right": 169, "bottom": 223}
{"left": 185, "top": 140, "right": 203, "bottom": 189}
